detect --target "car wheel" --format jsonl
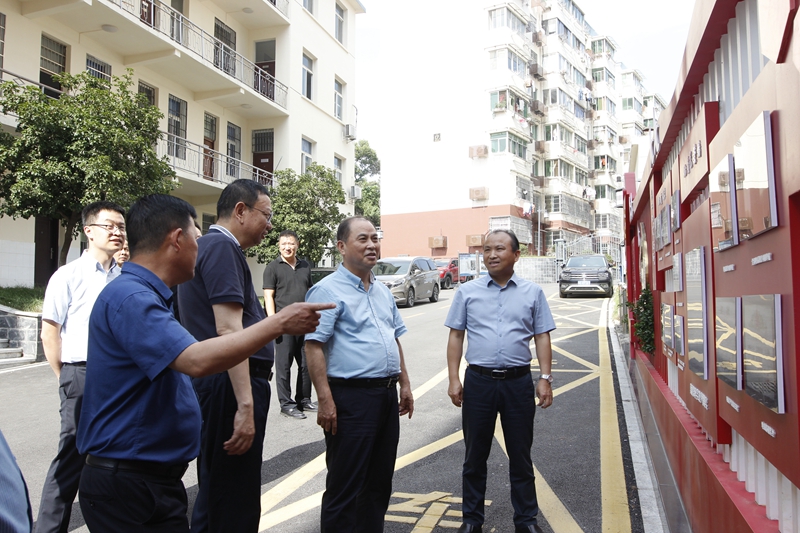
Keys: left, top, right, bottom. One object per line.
{"left": 559, "top": 290, "right": 568, "bottom": 298}
{"left": 406, "top": 288, "right": 415, "bottom": 308}
{"left": 443, "top": 276, "right": 452, "bottom": 290}
{"left": 430, "top": 284, "right": 440, "bottom": 302}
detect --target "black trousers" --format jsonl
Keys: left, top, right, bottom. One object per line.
{"left": 190, "top": 371, "right": 270, "bottom": 533}
{"left": 37, "top": 363, "right": 86, "bottom": 533}
{"left": 320, "top": 384, "right": 399, "bottom": 533}
{"left": 79, "top": 463, "right": 188, "bottom": 532}
{"left": 461, "top": 368, "right": 540, "bottom": 528}
{"left": 275, "top": 335, "right": 311, "bottom": 410}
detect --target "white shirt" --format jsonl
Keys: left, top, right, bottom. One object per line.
{"left": 41, "top": 252, "right": 120, "bottom": 363}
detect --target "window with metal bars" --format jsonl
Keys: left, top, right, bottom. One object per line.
{"left": 204, "top": 113, "right": 217, "bottom": 142}
{"left": 253, "top": 129, "right": 274, "bottom": 152}
{"left": 167, "top": 95, "right": 187, "bottom": 159}
{"left": 0, "top": 13, "right": 6, "bottom": 75}
{"left": 226, "top": 122, "right": 242, "bottom": 177}
{"left": 41, "top": 36, "right": 66, "bottom": 74}
{"left": 214, "top": 19, "right": 236, "bottom": 76}
{"left": 202, "top": 213, "right": 217, "bottom": 234}
{"left": 86, "top": 55, "right": 112, "bottom": 82}
{"left": 138, "top": 81, "right": 157, "bottom": 106}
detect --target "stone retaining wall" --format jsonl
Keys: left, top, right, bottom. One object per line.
{"left": 0, "top": 304, "right": 43, "bottom": 360}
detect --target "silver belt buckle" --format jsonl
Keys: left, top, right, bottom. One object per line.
{"left": 491, "top": 369, "right": 506, "bottom": 380}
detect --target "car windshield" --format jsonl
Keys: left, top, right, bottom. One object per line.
{"left": 373, "top": 260, "right": 410, "bottom": 275}
{"left": 435, "top": 260, "right": 449, "bottom": 267}
{"left": 566, "top": 256, "right": 607, "bottom": 268}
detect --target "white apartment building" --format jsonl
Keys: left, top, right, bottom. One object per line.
{"left": 0, "top": 0, "right": 364, "bottom": 287}
{"left": 378, "top": 0, "right": 660, "bottom": 261}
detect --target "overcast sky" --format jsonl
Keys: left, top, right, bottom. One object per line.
{"left": 353, "top": 0, "right": 696, "bottom": 154}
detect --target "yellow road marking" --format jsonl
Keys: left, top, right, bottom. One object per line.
{"left": 405, "top": 312, "right": 425, "bottom": 319}
{"left": 551, "top": 328, "right": 601, "bottom": 343}
{"left": 494, "top": 417, "right": 585, "bottom": 533}
{"left": 599, "top": 302, "right": 631, "bottom": 533}
{"left": 551, "top": 345, "right": 600, "bottom": 372}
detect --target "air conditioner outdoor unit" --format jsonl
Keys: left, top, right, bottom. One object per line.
{"left": 535, "top": 140, "right": 546, "bottom": 154}
{"left": 349, "top": 185, "right": 362, "bottom": 199}
{"left": 618, "top": 135, "right": 628, "bottom": 144}
{"left": 585, "top": 80, "right": 593, "bottom": 90}
{"left": 466, "top": 234, "right": 485, "bottom": 247}
{"left": 524, "top": 79, "right": 533, "bottom": 88}
{"left": 344, "top": 124, "right": 356, "bottom": 140}
{"left": 428, "top": 236, "right": 447, "bottom": 248}
{"left": 532, "top": 100, "right": 545, "bottom": 115}
{"left": 532, "top": 175, "right": 544, "bottom": 187}
{"left": 587, "top": 139, "right": 597, "bottom": 150}
{"left": 468, "top": 145, "right": 489, "bottom": 158}
{"left": 532, "top": 64, "right": 545, "bottom": 80}
{"left": 469, "top": 187, "right": 489, "bottom": 201}
{"left": 586, "top": 109, "right": 594, "bottom": 120}
{"left": 532, "top": 31, "right": 543, "bottom": 45}
{"left": 588, "top": 170, "right": 596, "bottom": 180}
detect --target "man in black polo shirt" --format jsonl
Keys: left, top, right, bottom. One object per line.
{"left": 177, "top": 179, "right": 274, "bottom": 533}
{"left": 263, "top": 230, "right": 315, "bottom": 419}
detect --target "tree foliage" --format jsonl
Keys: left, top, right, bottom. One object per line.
{"left": 354, "top": 139, "right": 380, "bottom": 180}
{"left": 0, "top": 69, "right": 175, "bottom": 265}
{"left": 354, "top": 139, "right": 381, "bottom": 227}
{"left": 251, "top": 164, "right": 345, "bottom": 264}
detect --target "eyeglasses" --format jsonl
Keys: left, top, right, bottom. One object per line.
{"left": 247, "top": 205, "right": 273, "bottom": 224}
{"left": 88, "top": 223, "right": 126, "bottom": 234}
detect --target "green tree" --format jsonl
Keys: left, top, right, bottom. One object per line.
{"left": 354, "top": 139, "right": 380, "bottom": 227}
{"left": 251, "top": 164, "right": 345, "bottom": 264}
{"left": 354, "top": 139, "right": 380, "bottom": 180}
{"left": 0, "top": 69, "right": 175, "bottom": 266}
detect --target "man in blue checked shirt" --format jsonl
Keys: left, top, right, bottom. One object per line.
{"left": 445, "top": 229, "right": 556, "bottom": 533}
{"left": 305, "top": 216, "right": 414, "bottom": 533}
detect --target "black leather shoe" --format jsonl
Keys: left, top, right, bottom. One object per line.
{"left": 300, "top": 400, "right": 318, "bottom": 412}
{"left": 515, "top": 524, "right": 544, "bottom": 533}
{"left": 457, "top": 524, "right": 482, "bottom": 533}
{"left": 280, "top": 408, "right": 306, "bottom": 419}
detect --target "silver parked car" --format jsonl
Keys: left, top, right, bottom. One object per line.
{"left": 373, "top": 256, "right": 440, "bottom": 307}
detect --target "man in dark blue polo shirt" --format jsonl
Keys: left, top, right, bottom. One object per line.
{"left": 76, "top": 194, "right": 333, "bottom": 532}
{"left": 178, "top": 179, "right": 275, "bottom": 533}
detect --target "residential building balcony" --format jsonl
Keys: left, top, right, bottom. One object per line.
{"left": 545, "top": 175, "right": 589, "bottom": 199}
{"left": 24, "top": 0, "right": 289, "bottom": 117}
{"left": 208, "top": 0, "right": 289, "bottom": 29}
{"left": 545, "top": 140, "right": 589, "bottom": 169}
{"left": 158, "top": 134, "right": 273, "bottom": 195}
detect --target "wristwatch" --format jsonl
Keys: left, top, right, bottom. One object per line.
{"left": 538, "top": 374, "right": 553, "bottom": 383}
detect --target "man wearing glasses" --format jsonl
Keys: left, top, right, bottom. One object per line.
{"left": 177, "top": 179, "right": 275, "bottom": 533}
{"left": 38, "top": 201, "right": 125, "bottom": 533}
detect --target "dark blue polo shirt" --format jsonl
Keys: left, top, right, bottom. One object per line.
{"left": 177, "top": 227, "right": 274, "bottom": 362}
{"left": 77, "top": 262, "right": 200, "bottom": 464}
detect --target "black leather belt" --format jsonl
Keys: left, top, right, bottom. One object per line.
{"left": 249, "top": 359, "right": 273, "bottom": 381}
{"left": 328, "top": 376, "right": 400, "bottom": 388}
{"left": 469, "top": 364, "right": 530, "bottom": 380}
{"left": 86, "top": 454, "right": 188, "bottom": 480}
{"left": 63, "top": 362, "right": 86, "bottom": 367}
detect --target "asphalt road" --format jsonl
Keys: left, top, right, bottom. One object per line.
{"left": 0, "top": 282, "right": 666, "bottom": 533}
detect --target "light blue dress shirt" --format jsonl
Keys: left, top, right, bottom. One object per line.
{"left": 445, "top": 274, "right": 556, "bottom": 367}
{"left": 42, "top": 251, "right": 120, "bottom": 363}
{"left": 305, "top": 264, "right": 407, "bottom": 379}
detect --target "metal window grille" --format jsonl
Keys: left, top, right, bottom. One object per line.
{"left": 202, "top": 213, "right": 216, "bottom": 234}
{"left": 41, "top": 36, "right": 67, "bottom": 74}
{"left": 253, "top": 129, "right": 274, "bottom": 152}
{"left": 167, "top": 94, "right": 187, "bottom": 159}
{"left": 86, "top": 55, "right": 112, "bottom": 81}
{"left": 138, "top": 81, "right": 157, "bottom": 106}
{"left": 214, "top": 19, "right": 236, "bottom": 76}
{"left": 0, "top": 13, "right": 6, "bottom": 73}
{"left": 204, "top": 113, "right": 217, "bottom": 142}
{"left": 226, "top": 122, "right": 241, "bottom": 177}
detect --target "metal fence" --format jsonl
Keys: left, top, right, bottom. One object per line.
{"left": 515, "top": 257, "right": 560, "bottom": 284}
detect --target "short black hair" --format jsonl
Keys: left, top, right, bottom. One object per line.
{"left": 82, "top": 201, "right": 125, "bottom": 226}
{"left": 217, "top": 179, "right": 270, "bottom": 219}
{"left": 336, "top": 216, "right": 372, "bottom": 243}
{"left": 126, "top": 195, "right": 197, "bottom": 256}
{"left": 487, "top": 229, "right": 520, "bottom": 253}
{"left": 279, "top": 230, "right": 299, "bottom": 244}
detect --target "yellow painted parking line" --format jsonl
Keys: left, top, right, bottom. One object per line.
{"left": 551, "top": 345, "right": 600, "bottom": 372}
{"left": 599, "top": 302, "right": 631, "bottom": 533}
{"left": 494, "top": 418, "right": 585, "bottom": 533}
{"left": 550, "top": 328, "right": 600, "bottom": 343}
{"left": 405, "top": 312, "right": 425, "bottom": 319}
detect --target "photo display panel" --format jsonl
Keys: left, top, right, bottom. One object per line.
{"left": 685, "top": 247, "right": 708, "bottom": 377}
{"left": 715, "top": 296, "right": 739, "bottom": 389}
{"left": 710, "top": 154, "right": 738, "bottom": 252}
{"left": 742, "top": 295, "right": 784, "bottom": 413}
{"left": 733, "top": 112, "right": 778, "bottom": 241}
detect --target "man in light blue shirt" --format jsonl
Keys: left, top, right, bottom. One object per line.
{"left": 445, "top": 229, "right": 555, "bottom": 533}
{"left": 305, "top": 216, "right": 414, "bottom": 533}
{"left": 38, "top": 200, "right": 125, "bottom": 533}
